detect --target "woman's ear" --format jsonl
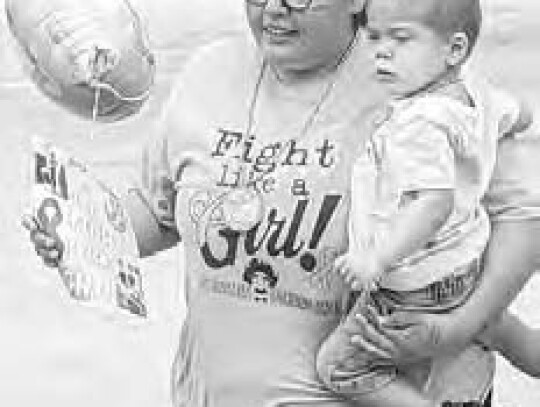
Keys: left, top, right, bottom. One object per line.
{"left": 446, "top": 32, "right": 470, "bottom": 67}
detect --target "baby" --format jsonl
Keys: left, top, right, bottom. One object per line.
{"left": 316, "top": 0, "right": 538, "bottom": 406}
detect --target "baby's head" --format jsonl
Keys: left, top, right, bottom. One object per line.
{"left": 365, "top": 0, "right": 481, "bottom": 98}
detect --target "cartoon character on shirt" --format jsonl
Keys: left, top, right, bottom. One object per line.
{"left": 243, "top": 258, "right": 278, "bottom": 303}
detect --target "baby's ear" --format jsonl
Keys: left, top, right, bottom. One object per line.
{"left": 446, "top": 32, "right": 470, "bottom": 67}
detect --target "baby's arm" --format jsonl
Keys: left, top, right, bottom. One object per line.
{"left": 479, "top": 311, "right": 540, "bottom": 378}
{"left": 340, "top": 190, "right": 453, "bottom": 287}
{"left": 338, "top": 188, "right": 454, "bottom": 290}
{"left": 377, "top": 189, "right": 453, "bottom": 270}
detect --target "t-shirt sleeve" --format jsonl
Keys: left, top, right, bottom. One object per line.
{"left": 463, "top": 72, "right": 522, "bottom": 138}
{"left": 463, "top": 74, "right": 540, "bottom": 220}
{"left": 388, "top": 111, "right": 456, "bottom": 192}
{"left": 489, "top": 86, "right": 522, "bottom": 136}
{"left": 483, "top": 136, "right": 540, "bottom": 221}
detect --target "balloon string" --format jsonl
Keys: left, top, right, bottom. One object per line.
{"left": 88, "top": 43, "right": 155, "bottom": 137}
{"left": 91, "top": 79, "right": 153, "bottom": 102}
{"left": 90, "top": 85, "right": 101, "bottom": 139}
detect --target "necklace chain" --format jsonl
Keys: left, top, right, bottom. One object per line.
{"left": 205, "top": 34, "right": 359, "bottom": 233}
{"left": 238, "top": 33, "right": 360, "bottom": 188}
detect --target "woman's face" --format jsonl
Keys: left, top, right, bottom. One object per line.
{"left": 246, "top": 0, "right": 364, "bottom": 78}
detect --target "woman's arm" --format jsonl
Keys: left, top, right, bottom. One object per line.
{"left": 349, "top": 217, "right": 540, "bottom": 364}
{"left": 24, "top": 130, "right": 181, "bottom": 261}
{"left": 125, "top": 137, "right": 180, "bottom": 257}
{"left": 23, "top": 184, "right": 180, "bottom": 264}
{"left": 123, "top": 188, "right": 180, "bottom": 257}
{"left": 480, "top": 311, "right": 540, "bottom": 378}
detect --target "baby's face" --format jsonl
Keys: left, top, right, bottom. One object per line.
{"left": 365, "top": 0, "right": 451, "bottom": 98}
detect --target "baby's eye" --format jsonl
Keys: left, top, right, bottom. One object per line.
{"left": 394, "top": 35, "right": 410, "bottom": 43}
{"left": 392, "top": 30, "right": 412, "bottom": 42}
{"left": 365, "top": 28, "right": 380, "bottom": 42}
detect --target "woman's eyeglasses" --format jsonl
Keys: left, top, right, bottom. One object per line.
{"left": 246, "top": 0, "right": 313, "bottom": 12}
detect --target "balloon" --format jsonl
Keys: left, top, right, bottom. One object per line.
{"left": 5, "top": 0, "right": 155, "bottom": 121}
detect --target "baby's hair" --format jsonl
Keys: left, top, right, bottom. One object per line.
{"left": 364, "top": 0, "right": 482, "bottom": 58}
{"left": 422, "top": 0, "right": 482, "bottom": 57}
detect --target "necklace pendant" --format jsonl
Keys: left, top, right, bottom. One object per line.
{"left": 222, "top": 186, "right": 264, "bottom": 232}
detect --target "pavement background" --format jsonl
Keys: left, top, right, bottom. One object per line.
{"left": 0, "top": 1, "right": 538, "bottom": 406}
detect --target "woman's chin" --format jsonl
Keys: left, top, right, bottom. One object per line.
{"left": 262, "top": 47, "right": 314, "bottom": 77}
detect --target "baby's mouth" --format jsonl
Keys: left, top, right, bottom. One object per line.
{"left": 375, "top": 67, "right": 396, "bottom": 81}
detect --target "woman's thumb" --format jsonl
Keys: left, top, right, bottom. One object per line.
{"left": 21, "top": 214, "right": 40, "bottom": 232}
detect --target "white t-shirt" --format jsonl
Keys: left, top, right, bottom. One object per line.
{"left": 349, "top": 85, "right": 520, "bottom": 291}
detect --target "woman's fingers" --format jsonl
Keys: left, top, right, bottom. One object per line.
{"left": 36, "top": 245, "right": 61, "bottom": 265}
{"left": 350, "top": 312, "right": 395, "bottom": 360}
{"left": 33, "top": 231, "right": 58, "bottom": 249}
{"left": 377, "top": 312, "right": 445, "bottom": 364}
{"left": 350, "top": 331, "right": 391, "bottom": 360}
{"left": 36, "top": 246, "right": 61, "bottom": 260}
{"left": 21, "top": 214, "right": 39, "bottom": 232}
{"left": 22, "top": 214, "right": 63, "bottom": 266}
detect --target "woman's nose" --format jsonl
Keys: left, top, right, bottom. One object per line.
{"left": 264, "top": 0, "right": 289, "bottom": 13}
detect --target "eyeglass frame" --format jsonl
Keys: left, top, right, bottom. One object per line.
{"left": 246, "top": 0, "right": 314, "bottom": 12}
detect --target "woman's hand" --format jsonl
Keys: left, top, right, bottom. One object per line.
{"left": 21, "top": 214, "right": 64, "bottom": 268}
{"left": 140, "top": 139, "right": 176, "bottom": 229}
{"left": 349, "top": 305, "right": 463, "bottom": 366}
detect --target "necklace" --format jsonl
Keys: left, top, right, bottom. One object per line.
{"left": 219, "top": 34, "right": 359, "bottom": 232}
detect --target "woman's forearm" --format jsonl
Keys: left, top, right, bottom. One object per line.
{"left": 124, "top": 189, "right": 180, "bottom": 257}
{"left": 480, "top": 311, "right": 540, "bottom": 378}
{"left": 441, "top": 219, "right": 540, "bottom": 353}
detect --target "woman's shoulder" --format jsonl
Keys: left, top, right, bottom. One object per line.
{"left": 179, "top": 34, "right": 259, "bottom": 82}
{"left": 163, "top": 34, "right": 260, "bottom": 108}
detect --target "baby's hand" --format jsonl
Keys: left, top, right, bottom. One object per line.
{"left": 334, "top": 253, "right": 383, "bottom": 292}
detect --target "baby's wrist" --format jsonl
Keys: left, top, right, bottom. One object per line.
{"left": 371, "top": 252, "right": 388, "bottom": 275}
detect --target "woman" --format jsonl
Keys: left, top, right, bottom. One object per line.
{"left": 28, "top": 0, "right": 540, "bottom": 405}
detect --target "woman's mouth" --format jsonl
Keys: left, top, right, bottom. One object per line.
{"left": 263, "top": 25, "right": 298, "bottom": 41}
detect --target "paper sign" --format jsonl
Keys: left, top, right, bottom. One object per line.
{"left": 31, "top": 137, "right": 147, "bottom": 318}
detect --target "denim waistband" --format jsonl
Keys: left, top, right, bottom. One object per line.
{"left": 373, "top": 258, "right": 481, "bottom": 314}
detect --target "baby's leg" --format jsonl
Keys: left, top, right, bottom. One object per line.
{"left": 350, "top": 377, "right": 437, "bottom": 407}
{"left": 479, "top": 310, "right": 540, "bottom": 378}
{"left": 316, "top": 298, "right": 435, "bottom": 407}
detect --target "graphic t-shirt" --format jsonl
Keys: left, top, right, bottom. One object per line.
{"left": 150, "top": 35, "right": 384, "bottom": 406}
{"left": 146, "top": 36, "right": 540, "bottom": 406}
